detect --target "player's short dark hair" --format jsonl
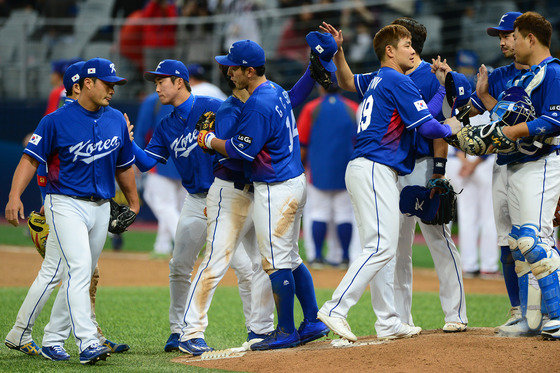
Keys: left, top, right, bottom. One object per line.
{"left": 170, "top": 76, "right": 191, "bottom": 92}
{"left": 78, "top": 76, "right": 97, "bottom": 89}
{"left": 391, "top": 17, "right": 426, "bottom": 55}
{"left": 373, "top": 24, "right": 412, "bottom": 62}
{"left": 241, "top": 65, "right": 266, "bottom": 77}
{"left": 219, "top": 64, "right": 236, "bottom": 90}
{"left": 514, "top": 11, "right": 552, "bottom": 48}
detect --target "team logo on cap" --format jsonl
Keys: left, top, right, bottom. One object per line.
{"left": 88, "top": 68, "right": 95, "bottom": 74}
{"left": 71, "top": 74, "right": 79, "bottom": 82}
{"left": 157, "top": 61, "right": 164, "bottom": 71}
{"left": 499, "top": 14, "right": 507, "bottom": 25}
{"left": 315, "top": 45, "right": 324, "bottom": 54}
{"left": 458, "top": 87, "right": 465, "bottom": 96}
{"left": 415, "top": 198, "right": 424, "bottom": 211}
{"left": 175, "top": 70, "right": 180, "bottom": 74}
{"left": 110, "top": 63, "right": 115, "bottom": 73}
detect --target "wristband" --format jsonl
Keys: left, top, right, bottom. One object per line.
{"left": 433, "top": 157, "right": 447, "bottom": 175}
{"left": 204, "top": 132, "right": 216, "bottom": 150}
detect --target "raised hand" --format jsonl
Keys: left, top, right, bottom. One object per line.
{"left": 319, "top": 22, "right": 343, "bottom": 49}
{"left": 476, "top": 64, "right": 489, "bottom": 98}
{"left": 124, "top": 113, "right": 134, "bottom": 141}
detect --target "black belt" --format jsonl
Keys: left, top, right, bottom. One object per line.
{"left": 233, "top": 181, "right": 254, "bottom": 193}
{"left": 70, "top": 195, "right": 107, "bottom": 202}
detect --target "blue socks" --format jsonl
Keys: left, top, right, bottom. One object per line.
{"left": 337, "top": 223, "right": 352, "bottom": 261}
{"left": 501, "top": 246, "right": 520, "bottom": 307}
{"left": 312, "top": 221, "right": 327, "bottom": 260}
{"left": 292, "top": 263, "right": 319, "bottom": 321}
{"left": 269, "top": 269, "right": 295, "bottom": 333}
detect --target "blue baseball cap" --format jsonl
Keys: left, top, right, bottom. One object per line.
{"left": 305, "top": 31, "right": 337, "bottom": 72}
{"left": 399, "top": 186, "right": 440, "bottom": 222}
{"left": 215, "top": 40, "right": 266, "bottom": 67}
{"left": 442, "top": 71, "right": 473, "bottom": 117}
{"left": 81, "top": 58, "right": 127, "bottom": 85}
{"left": 487, "top": 12, "right": 523, "bottom": 36}
{"left": 187, "top": 64, "right": 205, "bottom": 78}
{"left": 63, "top": 61, "right": 85, "bottom": 91}
{"left": 144, "top": 59, "right": 190, "bottom": 82}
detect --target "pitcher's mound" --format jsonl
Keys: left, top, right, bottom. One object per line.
{"left": 173, "top": 328, "right": 560, "bottom": 372}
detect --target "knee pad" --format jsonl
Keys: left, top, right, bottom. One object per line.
{"left": 510, "top": 227, "right": 531, "bottom": 276}
{"left": 516, "top": 224, "right": 540, "bottom": 255}
{"left": 507, "top": 225, "right": 521, "bottom": 251}
{"left": 538, "top": 270, "right": 560, "bottom": 319}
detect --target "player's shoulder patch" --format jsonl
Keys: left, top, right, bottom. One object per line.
{"left": 236, "top": 134, "right": 252, "bottom": 145}
{"left": 29, "top": 133, "right": 42, "bottom": 145}
{"left": 413, "top": 99, "right": 428, "bottom": 111}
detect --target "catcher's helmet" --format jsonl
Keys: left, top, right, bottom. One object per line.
{"left": 492, "top": 86, "right": 536, "bottom": 126}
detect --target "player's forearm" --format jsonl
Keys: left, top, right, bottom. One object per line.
{"left": 417, "top": 118, "right": 452, "bottom": 139}
{"left": 333, "top": 47, "right": 356, "bottom": 92}
{"left": 115, "top": 166, "right": 140, "bottom": 214}
{"left": 288, "top": 66, "right": 315, "bottom": 108}
{"left": 9, "top": 154, "right": 39, "bottom": 199}
{"left": 131, "top": 141, "right": 158, "bottom": 172}
{"left": 209, "top": 138, "right": 229, "bottom": 157}
{"left": 427, "top": 86, "right": 445, "bottom": 119}
{"left": 479, "top": 93, "right": 498, "bottom": 112}
{"left": 502, "top": 122, "right": 530, "bottom": 141}
{"left": 432, "top": 138, "right": 449, "bottom": 158}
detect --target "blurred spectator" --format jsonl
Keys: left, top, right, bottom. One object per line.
{"left": 112, "top": 0, "right": 147, "bottom": 18}
{"left": 119, "top": 9, "right": 145, "bottom": 71}
{"left": 455, "top": 50, "right": 479, "bottom": 89}
{"left": 221, "top": 0, "right": 261, "bottom": 52}
{"left": 297, "top": 84, "right": 358, "bottom": 268}
{"left": 178, "top": 0, "right": 216, "bottom": 64}
{"left": 44, "top": 59, "right": 67, "bottom": 115}
{"left": 142, "top": 0, "right": 178, "bottom": 82}
{"left": 186, "top": 64, "right": 227, "bottom": 99}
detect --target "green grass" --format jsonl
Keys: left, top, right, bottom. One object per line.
{"left": 0, "top": 286, "right": 508, "bottom": 372}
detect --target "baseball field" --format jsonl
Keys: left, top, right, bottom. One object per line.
{"left": 1, "top": 224, "right": 559, "bottom": 372}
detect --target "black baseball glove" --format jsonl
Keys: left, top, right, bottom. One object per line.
{"left": 444, "top": 105, "right": 471, "bottom": 148}
{"left": 421, "top": 178, "right": 457, "bottom": 226}
{"left": 108, "top": 199, "right": 137, "bottom": 234}
{"left": 452, "top": 121, "right": 517, "bottom": 155}
{"left": 309, "top": 51, "right": 334, "bottom": 90}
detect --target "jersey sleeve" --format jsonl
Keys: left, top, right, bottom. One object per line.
{"left": 135, "top": 96, "right": 156, "bottom": 148}
{"left": 23, "top": 116, "right": 55, "bottom": 164}
{"left": 117, "top": 117, "right": 136, "bottom": 168}
{"left": 226, "top": 109, "right": 270, "bottom": 161}
{"left": 354, "top": 73, "right": 375, "bottom": 101}
{"left": 144, "top": 118, "right": 170, "bottom": 163}
{"left": 392, "top": 79, "right": 433, "bottom": 129}
{"left": 527, "top": 76, "right": 560, "bottom": 135}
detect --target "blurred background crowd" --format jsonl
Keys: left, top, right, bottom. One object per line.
{"left": 1, "top": 0, "right": 559, "bottom": 277}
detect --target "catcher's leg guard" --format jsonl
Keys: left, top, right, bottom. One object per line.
{"left": 517, "top": 224, "right": 560, "bottom": 321}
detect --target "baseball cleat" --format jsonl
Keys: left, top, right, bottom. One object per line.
{"left": 494, "top": 306, "right": 522, "bottom": 333}
{"left": 443, "top": 322, "right": 467, "bottom": 333}
{"left": 297, "top": 319, "right": 329, "bottom": 344}
{"left": 541, "top": 319, "right": 560, "bottom": 340}
{"left": 377, "top": 323, "right": 422, "bottom": 340}
{"left": 164, "top": 333, "right": 180, "bottom": 352}
{"left": 79, "top": 344, "right": 110, "bottom": 365}
{"left": 178, "top": 338, "right": 214, "bottom": 356}
{"left": 495, "top": 318, "right": 539, "bottom": 337}
{"left": 41, "top": 345, "right": 70, "bottom": 361}
{"left": 317, "top": 311, "right": 357, "bottom": 342}
{"left": 241, "top": 331, "right": 270, "bottom": 350}
{"left": 250, "top": 329, "right": 300, "bottom": 351}
{"left": 5, "top": 339, "right": 41, "bottom": 356}
{"left": 102, "top": 339, "right": 130, "bottom": 353}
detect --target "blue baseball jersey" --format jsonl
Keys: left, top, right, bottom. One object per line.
{"left": 144, "top": 94, "right": 223, "bottom": 194}
{"left": 497, "top": 58, "right": 560, "bottom": 165}
{"left": 24, "top": 100, "right": 135, "bottom": 199}
{"left": 470, "top": 63, "right": 519, "bottom": 113}
{"left": 213, "top": 95, "right": 249, "bottom": 184}
{"left": 352, "top": 67, "right": 433, "bottom": 175}
{"left": 355, "top": 60, "right": 442, "bottom": 159}
{"left": 135, "top": 92, "right": 180, "bottom": 180}
{"left": 226, "top": 81, "right": 304, "bottom": 183}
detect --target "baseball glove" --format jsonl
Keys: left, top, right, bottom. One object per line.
{"left": 108, "top": 199, "right": 137, "bottom": 234}
{"left": 196, "top": 111, "right": 216, "bottom": 154}
{"left": 28, "top": 211, "right": 48, "bottom": 258}
{"left": 452, "top": 121, "right": 517, "bottom": 156}
{"left": 421, "top": 178, "right": 457, "bottom": 225}
{"left": 309, "top": 51, "right": 334, "bottom": 90}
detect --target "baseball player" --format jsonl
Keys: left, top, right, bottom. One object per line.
{"left": 5, "top": 61, "right": 129, "bottom": 362}
{"left": 319, "top": 19, "right": 467, "bottom": 337}
{"left": 467, "top": 11, "right": 529, "bottom": 330}
{"left": 187, "top": 64, "right": 228, "bottom": 100}
{"left": 477, "top": 12, "right": 560, "bottom": 339}
{"left": 198, "top": 39, "right": 328, "bottom": 350}
{"left": 310, "top": 24, "right": 461, "bottom": 342}
{"left": 135, "top": 92, "right": 184, "bottom": 256}
{"left": 129, "top": 59, "right": 259, "bottom": 354}
{"left": 5, "top": 58, "right": 139, "bottom": 365}
{"left": 297, "top": 84, "right": 358, "bottom": 268}
{"left": 181, "top": 54, "right": 321, "bottom": 352}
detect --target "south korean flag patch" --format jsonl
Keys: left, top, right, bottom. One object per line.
{"left": 29, "top": 133, "right": 42, "bottom": 145}
{"left": 414, "top": 100, "right": 428, "bottom": 112}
